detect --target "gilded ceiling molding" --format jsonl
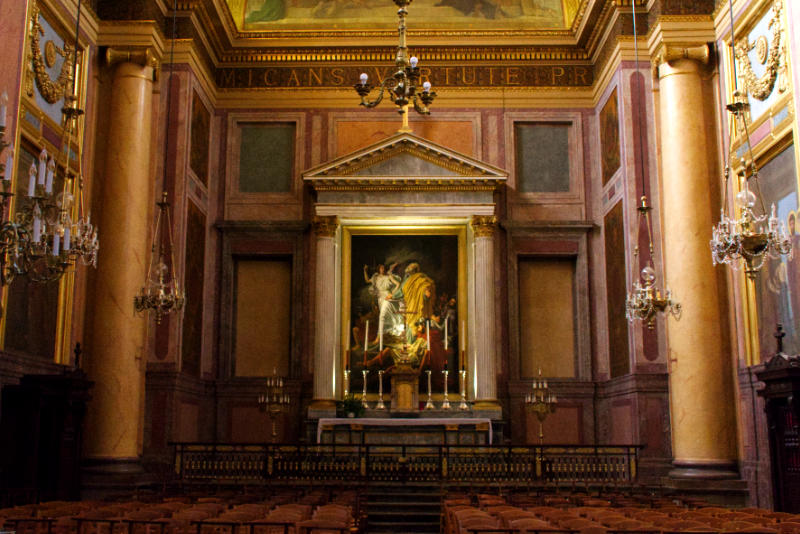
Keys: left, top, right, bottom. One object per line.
{"left": 313, "top": 216, "right": 339, "bottom": 238}
{"left": 470, "top": 216, "right": 497, "bottom": 238}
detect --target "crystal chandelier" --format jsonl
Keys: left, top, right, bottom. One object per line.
{"left": 709, "top": 0, "right": 792, "bottom": 278}
{"left": 625, "top": 197, "right": 682, "bottom": 329}
{"left": 0, "top": 0, "right": 97, "bottom": 287}
{"left": 624, "top": 0, "right": 680, "bottom": 329}
{"left": 133, "top": 0, "right": 184, "bottom": 324}
{"left": 354, "top": 0, "right": 436, "bottom": 131}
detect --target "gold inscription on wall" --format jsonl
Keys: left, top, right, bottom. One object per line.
{"left": 216, "top": 65, "right": 593, "bottom": 89}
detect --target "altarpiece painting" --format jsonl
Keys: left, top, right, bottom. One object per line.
{"left": 344, "top": 230, "right": 465, "bottom": 396}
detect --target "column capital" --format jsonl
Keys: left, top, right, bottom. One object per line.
{"left": 655, "top": 44, "right": 710, "bottom": 68}
{"left": 470, "top": 215, "right": 497, "bottom": 238}
{"left": 313, "top": 215, "right": 339, "bottom": 237}
{"left": 105, "top": 47, "right": 159, "bottom": 74}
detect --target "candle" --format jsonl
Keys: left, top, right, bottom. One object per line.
{"left": 444, "top": 317, "right": 448, "bottom": 351}
{"left": 63, "top": 222, "right": 71, "bottom": 251}
{"left": 426, "top": 320, "right": 430, "bottom": 349}
{"left": 379, "top": 328, "right": 383, "bottom": 352}
{"left": 4, "top": 142, "right": 12, "bottom": 181}
{"left": 32, "top": 215, "right": 41, "bottom": 243}
{"left": 45, "top": 158, "right": 54, "bottom": 194}
{"left": 0, "top": 91, "right": 7, "bottom": 129}
{"left": 27, "top": 163, "right": 36, "bottom": 196}
{"left": 52, "top": 231, "right": 60, "bottom": 256}
{"left": 37, "top": 149, "right": 47, "bottom": 185}
{"left": 461, "top": 320, "right": 465, "bottom": 351}
{"left": 364, "top": 319, "right": 369, "bottom": 354}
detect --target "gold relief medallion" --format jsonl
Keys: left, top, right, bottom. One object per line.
{"left": 755, "top": 35, "right": 769, "bottom": 65}
{"left": 44, "top": 40, "right": 57, "bottom": 67}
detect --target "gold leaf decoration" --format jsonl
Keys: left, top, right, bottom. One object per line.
{"left": 734, "top": 0, "right": 783, "bottom": 102}
{"left": 29, "top": 1, "right": 74, "bottom": 105}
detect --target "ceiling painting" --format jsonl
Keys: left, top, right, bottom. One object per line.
{"left": 224, "top": 0, "right": 583, "bottom": 32}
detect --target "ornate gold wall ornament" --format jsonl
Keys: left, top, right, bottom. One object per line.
{"left": 735, "top": 0, "right": 783, "bottom": 101}
{"left": 29, "top": 1, "right": 75, "bottom": 104}
{"left": 470, "top": 215, "right": 497, "bottom": 237}
{"left": 313, "top": 215, "right": 339, "bottom": 237}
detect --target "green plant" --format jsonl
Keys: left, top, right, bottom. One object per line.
{"left": 336, "top": 394, "right": 365, "bottom": 417}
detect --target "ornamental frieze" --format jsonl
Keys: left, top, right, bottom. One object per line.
{"left": 216, "top": 64, "right": 593, "bottom": 89}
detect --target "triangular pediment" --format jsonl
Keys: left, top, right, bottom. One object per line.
{"left": 303, "top": 131, "right": 507, "bottom": 191}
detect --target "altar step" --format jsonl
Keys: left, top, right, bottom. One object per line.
{"left": 363, "top": 484, "right": 443, "bottom": 534}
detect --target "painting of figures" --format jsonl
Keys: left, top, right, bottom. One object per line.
{"left": 346, "top": 233, "right": 463, "bottom": 396}
{"left": 227, "top": 0, "right": 577, "bottom": 31}
{"left": 754, "top": 145, "right": 799, "bottom": 359}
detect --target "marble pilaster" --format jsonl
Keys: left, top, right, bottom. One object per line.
{"left": 310, "top": 215, "right": 339, "bottom": 412}
{"left": 470, "top": 216, "right": 499, "bottom": 413}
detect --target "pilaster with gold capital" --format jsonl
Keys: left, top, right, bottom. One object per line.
{"left": 470, "top": 215, "right": 497, "bottom": 238}
{"left": 313, "top": 215, "right": 339, "bottom": 238}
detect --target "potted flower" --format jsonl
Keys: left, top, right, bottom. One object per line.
{"left": 336, "top": 394, "right": 365, "bottom": 418}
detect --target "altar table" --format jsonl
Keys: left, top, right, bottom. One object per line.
{"left": 316, "top": 417, "right": 493, "bottom": 445}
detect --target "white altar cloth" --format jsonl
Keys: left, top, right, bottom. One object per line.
{"left": 317, "top": 417, "right": 492, "bottom": 444}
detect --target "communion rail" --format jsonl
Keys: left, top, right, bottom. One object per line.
{"left": 171, "top": 443, "right": 643, "bottom": 485}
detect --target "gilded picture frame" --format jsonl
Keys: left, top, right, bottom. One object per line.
{"left": 341, "top": 224, "right": 467, "bottom": 398}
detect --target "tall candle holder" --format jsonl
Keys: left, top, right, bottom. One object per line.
{"left": 257, "top": 370, "right": 290, "bottom": 442}
{"left": 441, "top": 369, "right": 451, "bottom": 410}
{"left": 424, "top": 370, "right": 435, "bottom": 410}
{"left": 458, "top": 369, "right": 469, "bottom": 410}
{"left": 376, "top": 369, "right": 386, "bottom": 409}
{"left": 525, "top": 368, "right": 557, "bottom": 444}
{"left": 343, "top": 369, "right": 350, "bottom": 397}
{"left": 361, "top": 369, "right": 370, "bottom": 408}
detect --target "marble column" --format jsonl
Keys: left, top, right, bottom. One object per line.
{"left": 310, "top": 215, "right": 339, "bottom": 412}
{"left": 657, "top": 45, "right": 738, "bottom": 479}
{"left": 84, "top": 48, "right": 158, "bottom": 474}
{"left": 470, "top": 216, "right": 499, "bottom": 413}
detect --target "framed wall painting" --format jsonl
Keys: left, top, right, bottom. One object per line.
{"left": 341, "top": 225, "right": 467, "bottom": 396}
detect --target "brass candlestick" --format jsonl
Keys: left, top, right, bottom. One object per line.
{"left": 361, "top": 369, "right": 370, "bottom": 408}
{"left": 458, "top": 369, "right": 469, "bottom": 410}
{"left": 441, "top": 369, "right": 450, "bottom": 410}
{"left": 376, "top": 369, "right": 386, "bottom": 409}
{"left": 424, "top": 370, "right": 435, "bottom": 410}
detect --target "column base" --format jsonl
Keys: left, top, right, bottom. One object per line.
{"left": 81, "top": 458, "right": 155, "bottom": 499}
{"left": 470, "top": 399, "right": 502, "bottom": 419}
{"left": 308, "top": 399, "right": 337, "bottom": 419}
{"left": 668, "top": 459, "right": 739, "bottom": 480}
{"left": 662, "top": 459, "right": 747, "bottom": 506}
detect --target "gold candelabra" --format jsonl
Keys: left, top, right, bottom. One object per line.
{"left": 525, "top": 369, "right": 557, "bottom": 444}
{"left": 257, "top": 370, "right": 290, "bottom": 441}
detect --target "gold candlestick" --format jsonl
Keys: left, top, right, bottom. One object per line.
{"left": 425, "top": 370, "right": 435, "bottom": 410}
{"left": 441, "top": 369, "right": 450, "bottom": 410}
{"left": 376, "top": 369, "right": 386, "bottom": 409}
{"left": 458, "top": 369, "right": 469, "bottom": 410}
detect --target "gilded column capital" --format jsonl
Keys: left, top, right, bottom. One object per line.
{"left": 656, "top": 44, "right": 710, "bottom": 68}
{"left": 313, "top": 215, "right": 339, "bottom": 237}
{"left": 105, "top": 47, "right": 160, "bottom": 78}
{"left": 470, "top": 215, "right": 497, "bottom": 238}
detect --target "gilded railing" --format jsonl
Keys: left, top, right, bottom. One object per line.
{"left": 172, "top": 443, "right": 642, "bottom": 485}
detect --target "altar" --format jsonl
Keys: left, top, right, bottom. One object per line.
{"left": 317, "top": 416, "right": 493, "bottom": 445}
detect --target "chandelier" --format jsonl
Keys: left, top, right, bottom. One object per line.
{"left": 0, "top": 0, "right": 98, "bottom": 288}
{"left": 525, "top": 369, "right": 557, "bottom": 444}
{"left": 624, "top": 0, "right": 680, "bottom": 329}
{"left": 133, "top": 0, "right": 184, "bottom": 323}
{"left": 354, "top": 0, "right": 436, "bottom": 131}
{"left": 709, "top": 0, "right": 792, "bottom": 278}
